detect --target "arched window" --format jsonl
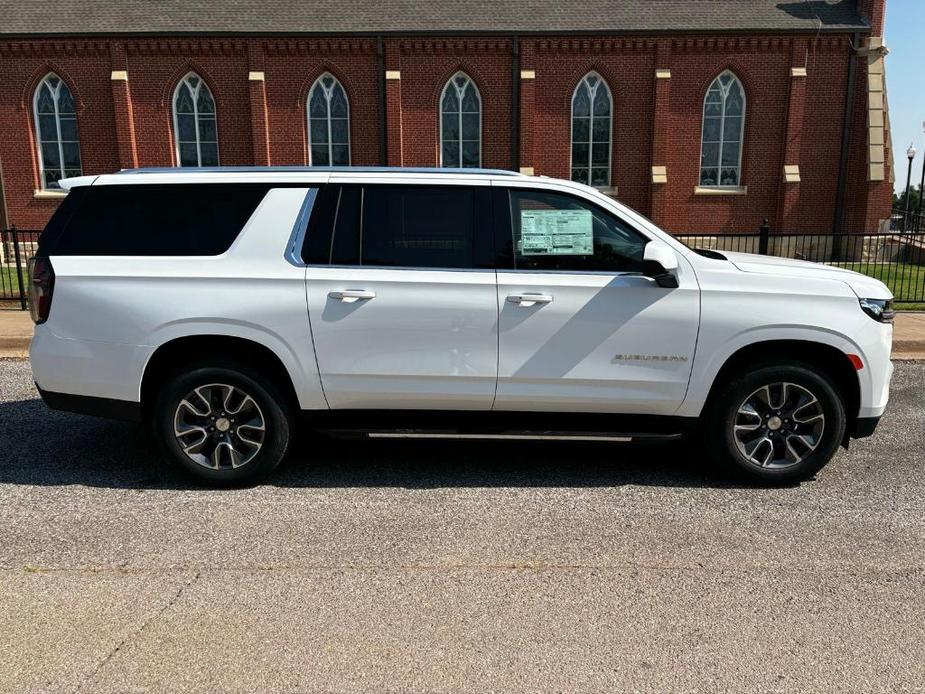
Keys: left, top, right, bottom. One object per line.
{"left": 308, "top": 73, "right": 350, "bottom": 166}
{"left": 699, "top": 71, "right": 745, "bottom": 187}
{"left": 571, "top": 72, "right": 611, "bottom": 187}
{"left": 33, "top": 73, "right": 82, "bottom": 189}
{"left": 172, "top": 72, "right": 218, "bottom": 167}
{"left": 440, "top": 72, "right": 481, "bottom": 168}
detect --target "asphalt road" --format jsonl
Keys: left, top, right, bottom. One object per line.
{"left": 1, "top": 359, "right": 923, "bottom": 693}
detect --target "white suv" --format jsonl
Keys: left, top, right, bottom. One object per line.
{"left": 29, "top": 167, "right": 894, "bottom": 485}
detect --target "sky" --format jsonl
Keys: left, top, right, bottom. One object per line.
{"left": 885, "top": 0, "right": 925, "bottom": 193}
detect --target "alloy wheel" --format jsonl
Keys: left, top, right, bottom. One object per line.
{"left": 173, "top": 383, "right": 266, "bottom": 470}
{"left": 732, "top": 382, "right": 825, "bottom": 469}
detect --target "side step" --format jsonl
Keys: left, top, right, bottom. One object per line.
{"left": 305, "top": 410, "right": 696, "bottom": 443}
{"left": 351, "top": 430, "right": 684, "bottom": 443}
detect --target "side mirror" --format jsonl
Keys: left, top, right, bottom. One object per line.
{"left": 643, "top": 241, "right": 679, "bottom": 288}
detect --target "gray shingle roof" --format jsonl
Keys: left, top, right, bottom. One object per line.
{"left": 0, "top": 1, "right": 870, "bottom": 37}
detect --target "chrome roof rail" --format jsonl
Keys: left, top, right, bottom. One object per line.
{"left": 116, "top": 166, "right": 525, "bottom": 177}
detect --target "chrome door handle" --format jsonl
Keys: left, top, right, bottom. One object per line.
{"left": 506, "top": 293, "right": 553, "bottom": 307}
{"left": 329, "top": 290, "right": 376, "bottom": 303}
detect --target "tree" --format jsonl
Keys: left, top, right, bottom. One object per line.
{"left": 893, "top": 185, "right": 922, "bottom": 214}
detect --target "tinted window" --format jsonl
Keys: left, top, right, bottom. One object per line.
{"left": 37, "top": 186, "right": 90, "bottom": 255}
{"left": 48, "top": 184, "right": 269, "bottom": 256}
{"left": 504, "top": 189, "right": 646, "bottom": 273}
{"left": 362, "top": 186, "right": 477, "bottom": 269}
{"left": 302, "top": 184, "right": 340, "bottom": 264}
{"left": 330, "top": 186, "right": 362, "bottom": 265}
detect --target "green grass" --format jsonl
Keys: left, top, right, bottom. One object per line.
{"left": 0, "top": 265, "right": 28, "bottom": 296}
{"left": 831, "top": 262, "right": 925, "bottom": 310}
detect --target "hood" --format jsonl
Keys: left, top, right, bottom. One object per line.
{"left": 721, "top": 251, "right": 892, "bottom": 300}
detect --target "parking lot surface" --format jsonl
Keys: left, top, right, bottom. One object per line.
{"left": 1, "top": 358, "right": 923, "bottom": 692}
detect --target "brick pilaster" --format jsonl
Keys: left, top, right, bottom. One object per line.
{"left": 649, "top": 40, "right": 671, "bottom": 227}
{"left": 247, "top": 44, "right": 270, "bottom": 166}
{"left": 518, "top": 41, "right": 535, "bottom": 175}
{"left": 383, "top": 40, "right": 403, "bottom": 167}
{"left": 777, "top": 39, "right": 807, "bottom": 232}
{"left": 108, "top": 43, "right": 138, "bottom": 169}
{"left": 857, "top": 0, "right": 887, "bottom": 36}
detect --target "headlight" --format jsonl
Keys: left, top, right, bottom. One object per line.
{"left": 859, "top": 298, "right": 894, "bottom": 323}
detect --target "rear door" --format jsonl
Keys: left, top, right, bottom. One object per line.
{"left": 304, "top": 180, "right": 499, "bottom": 410}
{"left": 493, "top": 182, "right": 700, "bottom": 415}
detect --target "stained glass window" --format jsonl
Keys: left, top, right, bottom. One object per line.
{"left": 33, "top": 74, "right": 82, "bottom": 189}
{"left": 308, "top": 73, "right": 350, "bottom": 166}
{"left": 699, "top": 71, "right": 745, "bottom": 187}
{"left": 440, "top": 72, "right": 481, "bottom": 168}
{"left": 571, "top": 72, "right": 612, "bottom": 187}
{"left": 173, "top": 73, "right": 219, "bottom": 167}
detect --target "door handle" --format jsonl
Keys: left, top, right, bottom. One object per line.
{"left": 329, "top": 290, "right": 376, "bottom": 303}
{"left": 506, "top": 293, "right": 553, "bottom": 307}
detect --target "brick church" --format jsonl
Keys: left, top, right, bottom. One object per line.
{"left": 0, "top": 0, "right": 893, "bottom": 236}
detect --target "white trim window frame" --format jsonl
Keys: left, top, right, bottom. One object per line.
{"left": 699, "top": 71, "right": 746, "bottom": 187}
{"left": 439, "top": 71, "right": 482, "bottom": 168}
{"left": 570, "top": 72, "right": 612, "bottom": 188}
{"left": 33, "top": 73, "right": 82, "bottom": 190}
{"left": 172, "top": 72, "right": 219, "bottom": 167}
{"left": 307, "top": 73, "right": 351, "bottom": 166}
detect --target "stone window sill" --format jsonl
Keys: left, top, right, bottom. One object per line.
{"left": 694, "top": 185, "right": 747, "bottom": 196}
{"left": 33, "top": 189, "right": 68, "bottom": 199}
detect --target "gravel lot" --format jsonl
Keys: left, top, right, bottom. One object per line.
{"left": 1, "top": 358, "right": 923, "bottom": 692}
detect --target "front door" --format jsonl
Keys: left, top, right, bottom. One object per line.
{"left": 493, "top": 183, "right": 700, "bottom": 415}
{"left": 305, "top": 182, "right": 499, "bottom": 410}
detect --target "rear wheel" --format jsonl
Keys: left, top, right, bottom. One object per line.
{"left": 706, "top": 362, "right": 846, "bottom": 483}
{"left": 153, "top": 363, "right": 293, "bottom": 486}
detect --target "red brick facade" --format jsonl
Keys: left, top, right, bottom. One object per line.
{"left": 0, "top": 23, "right": 893, "bottom": 234}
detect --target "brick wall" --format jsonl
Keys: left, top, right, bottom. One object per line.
{"left": 0, "top": 31, "right": 892, "bottom": 234}
{"left": 396, "top": 39, "right": 513, "bottom": 170}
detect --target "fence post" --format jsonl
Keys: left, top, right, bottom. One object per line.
{"left": 10, "top": 226, "right": 27, "bottom": 311}
{"left": 758, "top": 219, "right": 770, "bottom": 255}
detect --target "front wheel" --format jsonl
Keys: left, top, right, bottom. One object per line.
{"left": 153, "top": 363, "right": 293, "bottom": 486}
{"left": 706, "top": 363, "right": 846, "bottom": 484}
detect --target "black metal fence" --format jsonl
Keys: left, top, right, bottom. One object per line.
{"left": 0, "top": 228, "right": 40, "bottom": 310}
{"left": 893, "top": 209, "right": 925, "bottom": 234}
{"left": 676, "top": 223, "right": 925, "bottom": 305}
{"left": 2, "top": 224, "right": 925, "bottom": 308}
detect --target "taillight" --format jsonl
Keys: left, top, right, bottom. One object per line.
{"left": 28, "top": 256, "right": 55, "bottom": 324}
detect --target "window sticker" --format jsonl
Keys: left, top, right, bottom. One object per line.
{"left": 519, "top": 209, "right": 594, "bottom": 256}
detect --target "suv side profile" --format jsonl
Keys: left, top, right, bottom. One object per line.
{"left": 29, "top": 167, "right": 894, "bottom": 486}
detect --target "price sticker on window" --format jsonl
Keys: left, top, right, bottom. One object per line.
{"left": 519, "top": 209, "right": 593, "bottom": 256}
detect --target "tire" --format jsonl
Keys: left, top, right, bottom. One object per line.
{"left": 153, "top": 361, "right": 293, "bottom": 486}
{"left": 705, "top": 362, "right": 846, "bottom": 484}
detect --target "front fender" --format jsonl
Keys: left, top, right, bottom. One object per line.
{"left": 676, "top": 325, "right": 871, "bottom": 418}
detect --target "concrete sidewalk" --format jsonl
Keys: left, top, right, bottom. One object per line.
{"left": 2, "top": 309, "right": 924, "bottom": 359}
{"left": 893, "top": 312, "right": 925, "bottom": 359}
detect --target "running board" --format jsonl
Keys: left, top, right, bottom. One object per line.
{"left": 362, "top": 430, "right": 684, "bottom": 443}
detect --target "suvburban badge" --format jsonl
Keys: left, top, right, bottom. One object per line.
{"left": 612, "top": 354, "right": 689, "bottom": 363}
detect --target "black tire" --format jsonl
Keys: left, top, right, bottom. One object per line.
{"left": 153, "top": 361, "right": 293, "bottom": 486}
{"left": 705, "top": 362, "right": 846, "bottom": 484}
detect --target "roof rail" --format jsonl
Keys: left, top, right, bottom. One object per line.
{"left": 117, "top": 166, "right": 525, "bottom": 177}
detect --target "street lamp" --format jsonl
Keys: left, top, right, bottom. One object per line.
{"left": 903, "top": 142, "right": 916, "bottom": 232}
{"left": 917, "top": 120, "right": 925, "bottom": 231}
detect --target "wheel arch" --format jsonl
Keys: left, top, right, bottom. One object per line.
{"left": 701, "top": 339, "right": 861, "bottom": 430}
{"left": 139, "top": 334, "right": 301, "bottom": 418}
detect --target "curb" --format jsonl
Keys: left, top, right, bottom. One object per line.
{"left": 0, "top": 336, "right": 30, "bottom": 359}
{"left": 0, "top": 337, "right": 31, "bottom": 349}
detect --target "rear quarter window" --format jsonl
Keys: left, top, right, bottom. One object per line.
{"left": 45, "top": 183, "right": 270, "bottom": 256}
